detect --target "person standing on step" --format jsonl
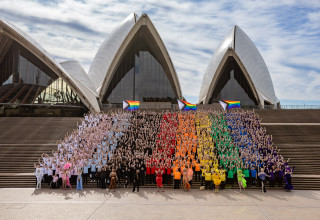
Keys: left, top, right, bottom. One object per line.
{"left": 173, "top": 168, "right": 181, "bottom": 189}
{"left": 250, "top": 165, "right": 257, "bottom": 187}
{"left": 194, "top": 160, "right": 201, "bottom": 182}
{"left": 156, "top": 168, "right": 164, "bottom": 192}
{"left": 205, "top": 170, "right": 212, "bottom": 190}
{"left": 109, "top": 169, "right": 117, "bottom": 192}
{"left": 132, "top": 169, "right": 141, "bottom": 193}
{"left": 83, "top": 161, "right": 89, "bottom": 185}
{"left": 35, "top": 169, "right": 43, "bottom": 190}
{"left": 284, "top": 166, "right": 294, "bottom": 191}
{"left": 62, "top": 169, "right": 69, "bottom": 190}
{"left": 76, "top": 166, "right": 83, "bottom": 191}
{"left": 258, "top": 168, "right": 270, "bottom": 193}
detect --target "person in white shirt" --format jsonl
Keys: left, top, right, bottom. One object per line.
{"left": 47, "top": 166, "right": 53, "bottom": 185}
{"left": 35, "top": 169, "right": 43, "bottom": 189}
{"left": 43, "top": 165, "right": 48, "bottom": 184}
{"left": 52, "top": 162, "right": 56, "bottom": 176}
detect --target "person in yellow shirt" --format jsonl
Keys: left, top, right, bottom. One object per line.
{"left": 205, "top": 170, "right": 212, "bottom": 190}
{"left": 213, "top": 169, "right": 221, "bottom": 193}
{"left": 213, "top": 160, "right": 219, "bottom": 170}
{"left": 201, "top": 166, "right": 206, "bottom": 186}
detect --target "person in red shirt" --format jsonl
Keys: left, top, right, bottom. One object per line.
{"left": 150, "top": 164, "right": 156, "bottom": 184}
{"left": 166, "top": 164, "right": 172, "bottom": 185}
{"left": 156, "top": 168, "right": 164, "bottom": 192}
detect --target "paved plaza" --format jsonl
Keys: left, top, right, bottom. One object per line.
{"left": 0, "top": 188, "right": 319, "bottom": 220}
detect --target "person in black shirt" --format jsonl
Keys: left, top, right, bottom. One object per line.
{"left": 106, "top": 166, "right": 111, "bottom": 187}
{"left": 132, "top": 169, "right": 141, "bottom": 192}
{"left": 124, "top": 167, "right": 130, "bottom": 188}
{"left": 100, "top": 167, "right": 107, "bottom": 189}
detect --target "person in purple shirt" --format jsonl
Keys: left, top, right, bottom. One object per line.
{"left": 268, "top": 167, "right": 275, "bottom": 188}
{"left": 258, "top": 168, "right": 270, "bottom": 193}
{"left": 275, "top": 166, "right": 284, "bottom": 187}
{"left": 284, "top": 166, "right": 294, "bottom": 191}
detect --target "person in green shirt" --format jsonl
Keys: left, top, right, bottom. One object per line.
{"left": 227, "top": 167, "right": 234, "bottom": 186}
{"left": 237, "top": 169, "right": 246, "bottom": 192}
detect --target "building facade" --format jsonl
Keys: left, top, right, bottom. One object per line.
{"left": 1, "top": 15, "right": 279, "bottom": 115}
{"left": 198, "top": 26, "right": 279, "bottom": 108}
{"left": 0, "top": 19, "right": 99, "bottom": 116}
{"left": 88, "top": 13, "right": 183, "bottom": 105}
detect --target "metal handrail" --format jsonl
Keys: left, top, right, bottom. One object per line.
{"left": 0, "top": 103, "right": 85, "bottom": 109}
{"left": 279, "top": 105, "right": 320, "bottom": 109}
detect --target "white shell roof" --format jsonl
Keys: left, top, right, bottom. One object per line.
{"left": 60, "top": 61, "right": 100, "bottom": 112}
{"left": 199, "top": 25, "right": 279, "bottom": 105}
{"left": 88, "top": 13, "right": 137, "bottom": 93}
{"left": 199, "top": 28, "right": 234, "bottom": 103}
{"left": 0, "top": 18, "right": 100, "bottom": 112}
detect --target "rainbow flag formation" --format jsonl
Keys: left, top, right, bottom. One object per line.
{"left": 219, "top": 100, "right": 240, "bottom": 110}
{"left": 178, "top": 99, "right": 197, "bottom": 111}
{"left": 123, "top": 100, "right": 140, "bottom": 110}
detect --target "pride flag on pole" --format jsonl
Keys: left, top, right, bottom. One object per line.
{"left": 178, "top": 100, "right": 197, "bottom": 111}
{"left": 219, "top": 100, "right": 240, "bottom": 110}
{"left": 123, "top": 100, "right": 140, "bottom": 110}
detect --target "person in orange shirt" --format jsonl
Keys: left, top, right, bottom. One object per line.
{"left": 194, "top": 160, "right": 201, "bottom": 181}
{"left": 174, "top": 168, "right": 181, "bottom": 189}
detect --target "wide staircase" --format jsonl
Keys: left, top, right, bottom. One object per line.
{"left": 1, "top": 109, "right": 320, "bottom": 190}
{"left": 0, "top": 117, "right": 82, "bottom": 188}
{"left": 256, "top": 109, "right": 320, "bottom": 190}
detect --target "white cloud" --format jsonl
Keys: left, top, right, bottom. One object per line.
{"left": 0, "top": 0, "right": 319, "bottom": 103}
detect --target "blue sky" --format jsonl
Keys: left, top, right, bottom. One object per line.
{"left": 0, "top": 0, "right": 320, "bottom": 105}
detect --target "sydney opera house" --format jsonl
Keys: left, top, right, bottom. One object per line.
{"left": 0, "top": 13, "right": 279, "bottom": 116}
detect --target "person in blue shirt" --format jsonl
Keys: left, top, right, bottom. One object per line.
{"left": 250, "top": 166, "right": 257, "bottom": 187}
{"left": 90, "top": 161, "right": 96, "bottom": 182}
{"left": 83, "top": 162, "right": 89, "bottom": 185}
{"left": 76, "top": 166, "right": 83, "bottom": 190}
{"left": 258, "top": 168, "right": 270, "bottom": 193}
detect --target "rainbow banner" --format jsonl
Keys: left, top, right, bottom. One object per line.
{"left": 123, "top": 100, "right": 140, "bottom": 110}
{"left": 220, "top": 100, "right": 240, "bottom": 110}
{"left": 178, "top": 99, "right": 197, "bottom": 111}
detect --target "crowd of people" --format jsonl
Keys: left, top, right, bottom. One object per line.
{"left": 34, "top": 109, "right": 294, "bottom": 193}
{"left": 225, "top": 111, "right": 294, "bottom": 192}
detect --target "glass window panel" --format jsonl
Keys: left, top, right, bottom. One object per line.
{"left": 209, "top": 57, "right": 257, "bottom": 105}
{"left": 34, "top": 67, "right": 41, "bottom": 85}
{"left": 19, "top": 56, "right": 28, "bottom": 84}
{"left": 27, "top": 60, "right": 34, "bottom": 84}
{"left": 104, "top": 50, "right": 177, "bottom": 103}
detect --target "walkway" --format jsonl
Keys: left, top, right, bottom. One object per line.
{"left": 0, "top": 188, "right": 319, "bottom": 219}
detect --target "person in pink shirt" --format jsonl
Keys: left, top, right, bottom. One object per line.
{"left": 187, "top": 166, "right": 194, "bottom": 188}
